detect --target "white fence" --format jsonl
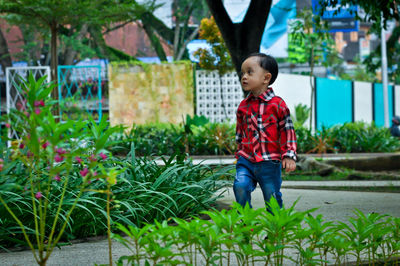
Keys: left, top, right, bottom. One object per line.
{"left": 5, "top": 66, "right": 51, "bottom": 140}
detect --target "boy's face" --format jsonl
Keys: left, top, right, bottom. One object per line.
{"left": 240, "top": 56, "right": 271, "bottom": 95}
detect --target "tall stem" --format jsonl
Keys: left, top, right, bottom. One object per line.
{"left": 107, "top": 187, "right": 113, "bottom": 266}
{"left": 309, "top": 47, "right": 315, "bottom": 131}
{"left": 30, "top": 174, "right": 41, "bottom": 257}
{"left": 46, "top": 176, "right": 70, "bottom": 252}
{"left": 48, "top": 188, "right": 84, "bottom": 255}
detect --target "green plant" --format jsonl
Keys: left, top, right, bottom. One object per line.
{"left": 293, "top": 103, "right": 310, "bottom": 129}
{"left": 109, "top": 151, "right": 233, "bottom": 225}
{"left": 113, "top": 198, "right": 400, "bottom": 265}
{"left": 306, "top": 128, "right": 337, "bottom": 155}
{"left": 0, "top": 74, "right": 120, "bottom": 265}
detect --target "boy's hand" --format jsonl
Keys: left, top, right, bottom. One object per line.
{"left": 282, "top": 158, "right": 296, "bottom": 172}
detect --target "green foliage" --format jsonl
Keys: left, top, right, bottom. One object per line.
{"left": 0, "top": 0, "right": 157, "bottom": 79}
{"left": 317, "top": 0, "right": 399, "bottom": 32}
{"left": 288, "top": 9, "right": 337, "bottom": 67}
{"left": 329, "top": 122, "right": 400, "bottom": 153}
{"left": 289, "top": 8, "right": 339, "bottom": 129}
{"left": 110, "top": 121, "right": 400, "bottom": 156}
{"left": 107, "top": 121, "right": 237, "bottom": 157}
{"left": 193, "top": 16, "right": 234, "bottom": 75}
{"left": 293, "top": 103, "right": 310, "bottom": 128}
{"left": 114, "top": 198, "right": 400, "bottom": 265}
{"left": 296, "top": 122, "right": 400, "bottom": 154}
{"left": 0, "top": 124, "right": 233, "bottom": 250}
{"left": 0, "top": 74, "right": 120, "bottom": 263}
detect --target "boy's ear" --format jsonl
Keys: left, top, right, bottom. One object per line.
{"left": 264, "top": 72, "right": 272, "bottom": 84}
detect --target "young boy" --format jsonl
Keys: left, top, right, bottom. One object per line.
{"left": 234, "top": 53, "right": 297, "bottom": 209}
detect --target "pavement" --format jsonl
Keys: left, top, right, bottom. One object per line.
{"left": 156, "top": 152, "right": 400, "bottom": 165}
{"left": 2, "top": 180, "right": 400, "bottom": 266}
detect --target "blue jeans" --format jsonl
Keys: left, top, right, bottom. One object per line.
{"left": 233, "top": 156, "right": 283, "bottom": 209}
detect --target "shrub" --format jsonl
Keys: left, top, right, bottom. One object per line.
{"left": 110, "top": 122, "right": 400, "bottom": 156}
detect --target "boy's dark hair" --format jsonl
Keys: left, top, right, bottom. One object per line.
{"left": 244, "top": 53, "right": 278, "bottom": 85}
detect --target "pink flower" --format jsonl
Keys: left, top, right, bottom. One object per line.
{"left": 89, "top": 155, "right": 97, "bottom": 162}
{"left": 80, "top": 168, "right": 89, "bottom": 177}
{"left": 93, "top": 171, "right": 98, "bottom": 177}
{"left": 42, "top": 141, "right": 50, "bottom": 149}
{"left": 53, "top": 175, "right": 61, "bottom": 182}
{"left": 54, "top": 154, "right": 64, "bottom": 163}
{"left": 99, "top": 152, "right": 107, "bottom": 160}
{"left": 27, "top": 151, "right": 33, "bottom": 158}
{"left": 19, "top": 143, "right": 25, "bottom": 149}
{"left": 34, "top": 100, "right": 45, "bottom": 107}
{"left": 75, "top": 156, "right": 83, "bottom": 163}
{"left": 5, "top": 123, "right": 11, "bottom": 128}
{"left": 56, "top": 147, "right": 66, "bottom": 155}
{"left": 35, "top": 192, "right": 42, "bottom": 199}
{"left": 24, "top": 111, "right": 30, "bottom": 117}
{"left": 35, "top": 108, "right": 41, "bottom": 115}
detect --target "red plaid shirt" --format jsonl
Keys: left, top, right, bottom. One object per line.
{"left": 235, "top": 88, "right": 297, "bottom": 162}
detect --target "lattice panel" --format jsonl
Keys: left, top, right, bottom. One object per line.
{"left": 58, "top": 65, "right": 103, "bottom": 122}
{"left": 6, "top": 66, "right": 51, "bottom": 140}
{"left": 196, "top": 70, "right": 243, "bottom": 123}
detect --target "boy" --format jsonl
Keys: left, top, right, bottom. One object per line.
{"left": 234, "top": 53, "right": 297, "bottom": 209}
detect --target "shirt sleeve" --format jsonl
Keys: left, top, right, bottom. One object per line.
{"left": 277, "top": 99, "right": 297, "bottom": 161}
{"left": 235, "top": 109, "right": 244, "bottom": 159}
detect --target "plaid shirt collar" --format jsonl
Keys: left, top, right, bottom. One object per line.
{"left": 245, "top": 87, "right": 275, "bottom": 102}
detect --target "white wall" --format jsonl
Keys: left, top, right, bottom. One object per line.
{"left": 354, "top": 81, "right": 373, "bottom": 123}
{"left": 195, "top": 71, "right": 400, "bottom": 128}
{"left": 395, "top": 85, "right": 400, "bottom": 117}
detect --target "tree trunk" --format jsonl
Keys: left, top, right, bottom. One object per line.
{"left": 205, "top": 0, "right": 272, "bottom": 77}
{"left": 62, "top": 24, "right": 88, "bottom": 66}
{"left": 141, "top": 22, "right": 168, "bottom": 62}
{"left": 50, "top": 22, "right": 60, "bottom": 117}
{"left": 50, "top": 23, "right": 58, "bottom": 85}
{"left": 0, "top": 28, "right": 12, "bottom": 75}
{"left": 175, "top": 24, "right": 200, "bottom": 61}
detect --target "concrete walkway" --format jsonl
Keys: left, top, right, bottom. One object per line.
{"left": 154, "top": 152, "right": 400, "bottom": 165}
{"left": 1, "top": 181, "right": 400, "bottom": 266}
{"left": 283, "top": 180, "right": 400, "bottom": 188}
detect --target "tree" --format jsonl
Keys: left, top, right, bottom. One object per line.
{"left": 318, "top": 0, "right": 399, "bottom": 31}
{"left": 205, "top": 0, "right": 272, "bottom": 76}
{"left": 318, "top": 1, "right": 400, "bottom": 82}
{"left": 363, "top": 24, "right": 400, "bottom": 83}
{"left": 0, "top": 0, "right": 157, "bottom": 85}
{"left": 289, "top": 8, "right": 337, "bottom": 130}
{"left": 0, "top": 27, "right": 12, "bottom": 73}
{"left": 193, "top": 17, "right": 234, "bottom": 120}
{"left": 140, "top": 0, "right": 209, "bottom": 61}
